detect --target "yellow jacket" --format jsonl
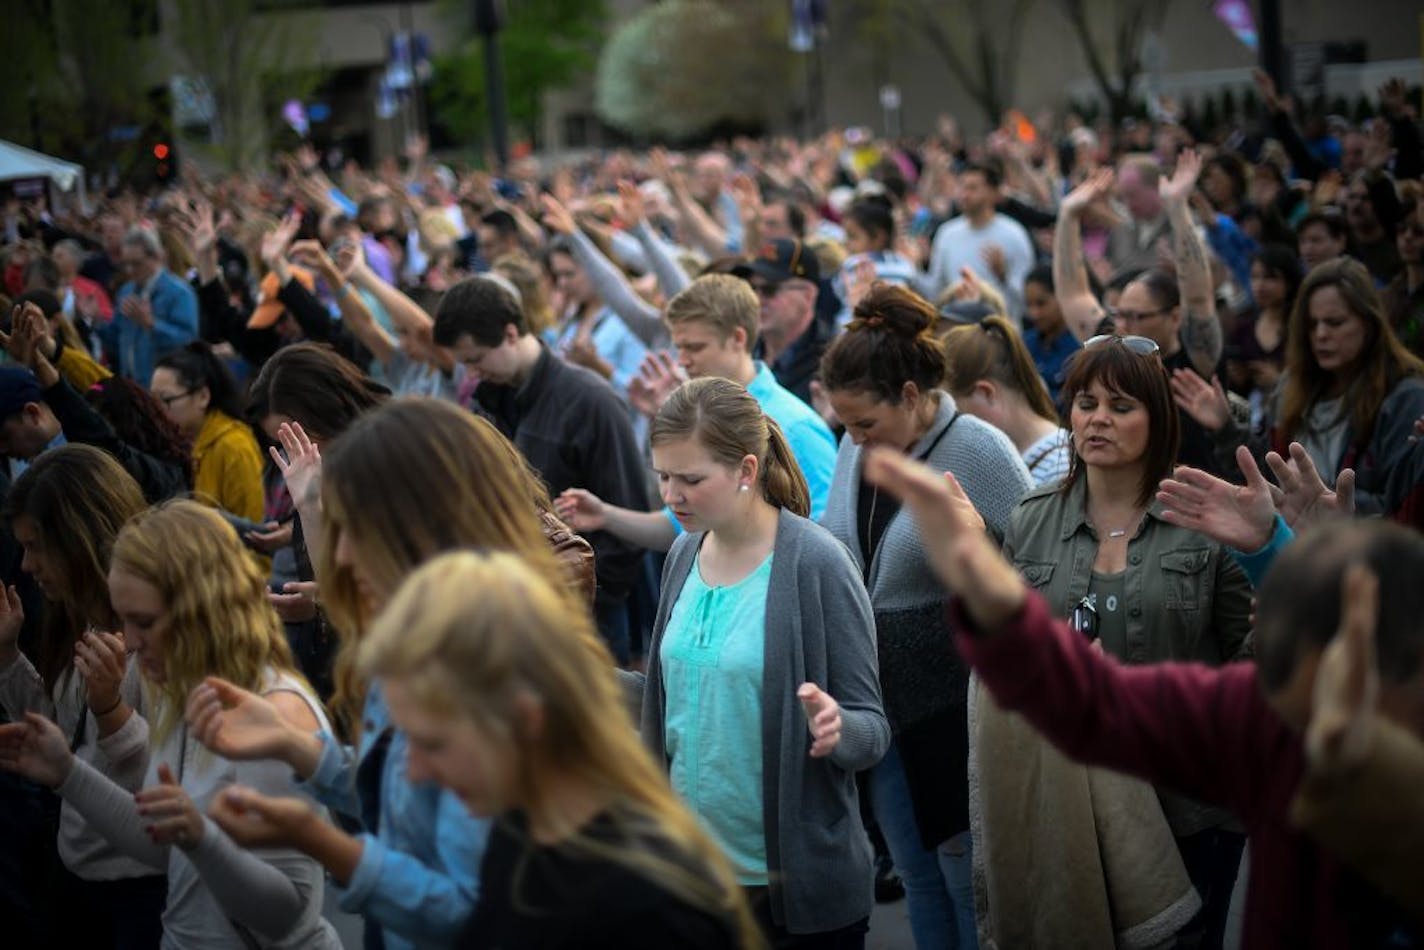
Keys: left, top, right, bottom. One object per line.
{"left": 56, "top": 343, "right": 113, "bottom": 391}
{"left": 192, "top": 410, "right": 265, "bottom": 523}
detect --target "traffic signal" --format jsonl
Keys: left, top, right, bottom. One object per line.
{"left": 153, "top": 141, "right": 176, "bottom": 185}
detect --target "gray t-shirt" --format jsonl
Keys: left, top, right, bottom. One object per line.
{"left": 1087, "top": 570, "right": 1128, "bottom": 657}
{"left": 1301, "top": 395, "right": 1349, "bottom": 484}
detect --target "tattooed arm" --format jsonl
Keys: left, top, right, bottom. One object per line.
{"left": 1053, "top": 169, "right": 1114, "bottom": 340}
{"left": 1161, "top": 150, "right": 1222, "bottom": 378}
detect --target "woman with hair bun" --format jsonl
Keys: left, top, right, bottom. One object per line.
{"left": 818, "top": 283, "right": 1033, "bottom": 950}
{"left": 943, "top": 314, "right": 1072, "bottom": 486}
{"left": 628, "top": 376, "right": 890, "bottom": 947}
{"left": 152, "top": 341, "right": 265, "bottom": 523}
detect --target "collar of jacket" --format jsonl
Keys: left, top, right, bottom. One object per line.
{"left": 1056, "top": 472, "right": 1171, "bottom": 542}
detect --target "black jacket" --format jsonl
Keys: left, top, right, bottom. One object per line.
{"left": 475, "top": 345, "right": 648, "bottom": 603}
{"left": 43, "top": 378, "right": 188, "bottom": 503}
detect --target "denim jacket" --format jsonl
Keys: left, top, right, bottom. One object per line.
{"left": 300, "top": 681, "right": 489, "bottom": 949}
{"left": 1002, "top": 478, "right": 1255, "bottom": 836}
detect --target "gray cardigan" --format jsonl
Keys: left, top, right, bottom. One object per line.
{"left": 628, "top": 508, "right": 889, "bottom": 934}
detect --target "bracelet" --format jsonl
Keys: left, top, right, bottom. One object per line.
{"left": 336, "top": 281, "right": 354, "bottom": 299}
{"left": 91, "top": 695, "right": 123, "bottom": 718}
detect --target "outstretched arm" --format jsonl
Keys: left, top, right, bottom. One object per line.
{"left": 1161, "top": 151, "right": 1223, "bottom": 377}
{"left": 1053, "top": 169, "right": 1114, "bottom": 340}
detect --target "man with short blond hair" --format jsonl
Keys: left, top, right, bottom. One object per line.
{"left": 556, "top": 273, "right": 836, "bottom": 552}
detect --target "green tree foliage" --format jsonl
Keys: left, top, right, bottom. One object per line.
{"left": 169, "top": 0, "right": 328, "bottom": 172}
{"left": 594, "top": 0, "right": 790, "bottom": 142}
{"left": 429, "top": 0, "right": 606, "bottom": 148}
{"left": 0, "top": 0, "right": 160, "bottom": 169}
{"left": 845, "top": 0, "right": 1037, "bottom": 128}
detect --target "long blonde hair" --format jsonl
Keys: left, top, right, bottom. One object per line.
{"left": 357, "top": 550, "right": 762, "bottom": 949}
{"left": 110, "top": 500, "right": 299, "bottom": 744}
{"left": 651, "top": 377, "right": 810, "bottom": 517}
{"left": 319, "top": 397, "right": 570, "bottom": 736}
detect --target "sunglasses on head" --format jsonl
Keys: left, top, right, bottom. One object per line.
{"left": 1083, "top": 334, "right": 1160, "bottom": 356}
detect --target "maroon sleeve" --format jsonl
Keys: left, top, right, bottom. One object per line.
{"left": 952, "top": 591, "right": 1298, "bottom": 827}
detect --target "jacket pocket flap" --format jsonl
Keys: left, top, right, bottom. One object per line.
{"left": 1160, "top": 549, "right": 1210, "bottom": 574}
{"left": 1020, "top": 562, "right": 1056, "bottom": 587}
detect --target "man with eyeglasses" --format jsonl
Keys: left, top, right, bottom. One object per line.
{"left": 1384, "top": 204, "right": 1424, "bottom": 358}
{"left": 737, "top": 238, "right": 834, "bottom": 408}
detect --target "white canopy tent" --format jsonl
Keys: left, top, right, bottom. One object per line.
{"left": 0, "top": 139, "right": 87, "bottom": 209}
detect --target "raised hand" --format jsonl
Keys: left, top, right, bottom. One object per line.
{"left": 209, "top": 786, "right": 317, "bottom": 850}
{"left": 539, "top": 194, "right": 578, "bottom": 237}
{"left": 616, "top": 179, "right": 646, "bottom": 227}
{"left": 627, "top": 351, "right": 685, "bottom": 419}
{"left": 269, "top": 421, "right": 322, "bottom": 510}
{"left": 1252, "top": 68, "right": 1284, "bottom": 113}
{"left": 0, "top": 584, "right": 22, "bottom": 662}
{"left": 1304, "top": 565, "right": 1379, "bottom": 776}
{"left": 1, "top": 302, "right": 45, "bottom": 367}
{"left": 0, "top": 712, "right": 74, "bottom": 788}
{"left": 862, "top": 449, "right": 1021, "bottom": 628}
{"left": 186, "top": 676, "right": 299, "bottom": 763}
{"left": 135, "top": 763, "right": 204, "bottom": 850}
{"left": 1169, "top": 369, "right": 1231, "bottom": 432}
{"left": 260, "top": 212, "right": 302, "bottom": 269}
{"left": 843, "top": 258, "right": 878, "bottom": 313}
{"left": 74, "top": 631, "right": 127, "bottom": 715}
{"left": 1160, "top": 149, "right": 1202, "bottom": 206}
{"left": 1157, "top": 445, "right": 1277, "bottom": 552}
{"left": 288, "top": 239, "right": 338, "bottom": 281}
{"left": 332, "top": 237, "right": 367, "bottom": 283}
{"left": 1059, "top": 168, "right": 1115, "bottom": 218}
{"left": 798, "top": 683, "right": 842, "bottom": 759}
{"left": 1264, "top": 442, "right": 1355, "bottom": 532}
{"left": 553, "top": 489, "right": 608, "bottom": 533}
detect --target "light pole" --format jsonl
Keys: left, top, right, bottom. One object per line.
{"left": 474, "top": 0, "right": 509, "bottom": 172}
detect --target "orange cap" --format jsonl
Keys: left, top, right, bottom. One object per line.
{"left": 248, "top": 265, "right": 317, "bottom": 330}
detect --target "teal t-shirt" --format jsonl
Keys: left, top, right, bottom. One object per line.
{"left": 661, "top": 551, "right": 772, "bottom": 885}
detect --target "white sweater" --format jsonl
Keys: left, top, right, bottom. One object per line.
{"left": 0, "top": 651, "right": 155, "bottom": 881}
{"left": 57, "top": 668, "right": 342, "bottom": 950}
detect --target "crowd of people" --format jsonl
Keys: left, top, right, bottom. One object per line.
{"left": 0, "top": 65, "right": 1422, "bottom": 949}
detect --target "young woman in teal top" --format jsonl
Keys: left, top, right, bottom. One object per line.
{"left": 630, "top": 377, "right": 890, "bottom": 948}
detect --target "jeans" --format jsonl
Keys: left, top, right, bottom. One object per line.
{"left": 594, "top": 596, "right": 631, "bottom": 666}
{"left": 870, "top": 742, "right": 977, "bottom": 950}
{"left": 745, "top": 886, "right": 869, "bottom": 949}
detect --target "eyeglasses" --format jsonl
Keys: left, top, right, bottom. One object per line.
{"left": 1105, "top": 306, "right": 1168, "bottom": 325}
{"left": 155, "top": 390, "right": 195, "bottom": 407}
{"left": 1083, "top": 334, "right": 1161, "bottom": 356}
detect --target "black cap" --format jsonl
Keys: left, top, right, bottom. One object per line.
{"left": 739, "top": 238, "right": 820, "bottom": 285}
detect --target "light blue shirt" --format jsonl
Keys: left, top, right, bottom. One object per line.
{"left": 662, "top": 551, "right": 772, "bottom": 884}
{"left": 545, "top": 306, "right": 649, "bottom": 398}
{"left": 300, "top": 682, "right": 489, "bottom": 949}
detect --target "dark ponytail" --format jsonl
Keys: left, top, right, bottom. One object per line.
{"left": 820, "top": 283, "right": 946, "bottom": 402}
{"left": 156, "top": 340, "right": 245, "bottom": 420}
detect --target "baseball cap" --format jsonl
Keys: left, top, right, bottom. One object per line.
{"left": 248, "top": 266, "right": 317, "bottom": 330}
{"left": 739, "top": 239, "right": 821, "bottom": 285}
{"left": 0, "top": 367, "right": 44, "bottom": 421}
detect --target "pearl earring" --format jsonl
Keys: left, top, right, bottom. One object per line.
{"left": 738, "top": 484, "right": 750, "bottom": 493}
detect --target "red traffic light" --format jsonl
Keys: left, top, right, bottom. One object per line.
{"left": 153, "top": 143, "right": 170, "bottom": 160}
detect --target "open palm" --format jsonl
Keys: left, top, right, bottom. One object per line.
{"left": 1157, "top": 446, "right": 1276, "bottom": 552}
{"left": 186, "top": 677, "right": 294, "bottom": 762}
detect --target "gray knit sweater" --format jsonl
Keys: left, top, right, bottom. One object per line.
{"left": 821, "top": 393, "right": 1034, "bottom": 608}
{"left": 626, "top": 509, "right": 890, "bottom": 935}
